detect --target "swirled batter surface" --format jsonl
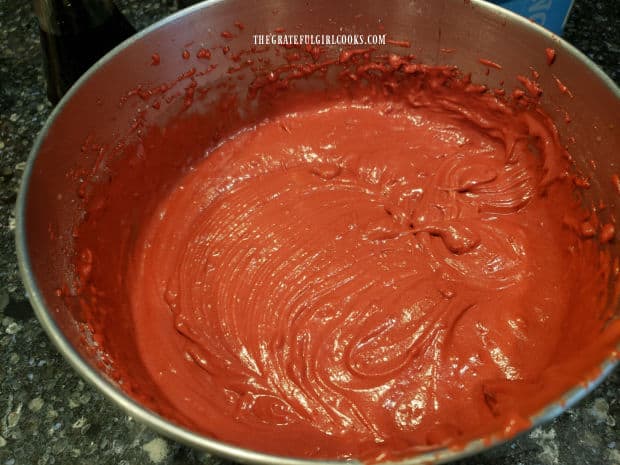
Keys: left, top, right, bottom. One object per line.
{"left": 124, "top": 72, "right": 617, "bottom": 460}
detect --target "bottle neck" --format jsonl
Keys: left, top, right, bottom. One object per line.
{"left": 33, "top": 0, "right": 118, "bottom": 34}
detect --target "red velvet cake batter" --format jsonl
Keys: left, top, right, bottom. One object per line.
{"left": 75, "top": 59, "right": 619, "bottom": 461}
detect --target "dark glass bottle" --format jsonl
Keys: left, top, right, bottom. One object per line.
{"left": 34, "top": 0, "right": 136, "bottom": 104}
{"left": 177, "top": 0, "right": 200, "bottom": 9}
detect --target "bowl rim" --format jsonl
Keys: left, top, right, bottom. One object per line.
{"left": 15, "top": 0, "right": 620, "bottom": 464}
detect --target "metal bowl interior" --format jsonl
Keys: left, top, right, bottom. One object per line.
{"left": 16, "top": 0, "right": 620, "bottom": 464}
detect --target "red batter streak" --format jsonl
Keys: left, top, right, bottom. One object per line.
{"left": 75, "top": 60, "right": 620, "bottom": 461}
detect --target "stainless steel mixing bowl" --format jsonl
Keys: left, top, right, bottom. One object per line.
{"left": 15, "top": 0, "right": 620, "bottom": 463}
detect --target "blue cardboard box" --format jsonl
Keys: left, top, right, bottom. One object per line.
{"left": 490, "top": 0, "right": 574, "bottom": 35}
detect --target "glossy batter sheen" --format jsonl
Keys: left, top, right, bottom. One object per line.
{"left": 125, "top": 70, "right": 616, "bottom": 460}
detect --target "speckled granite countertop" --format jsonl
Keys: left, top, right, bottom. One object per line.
{"left": 0, "top": 1, "right": 618, "bottom": 464}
